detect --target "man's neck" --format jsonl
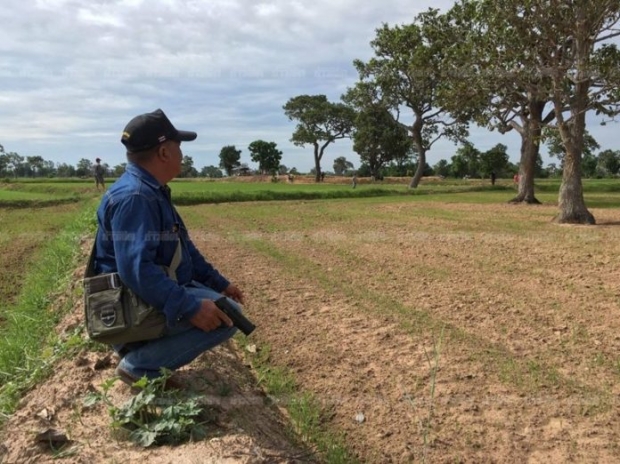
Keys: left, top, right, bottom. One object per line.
{"left": 136, "top": 162, "right": 170, "bottom": 186}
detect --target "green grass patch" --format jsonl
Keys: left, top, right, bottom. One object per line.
{"left": 240, "top": 340, "right": 357, "bottom": 464}
{"left": 0, "top": 204, "right": 97, "bottom": 420}
{"left": 0, "top": 183, "right": 88, "bottom": 207}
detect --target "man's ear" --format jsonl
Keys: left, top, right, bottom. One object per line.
{"left": 157, "top": 144, "right": 170, "bottom": 162}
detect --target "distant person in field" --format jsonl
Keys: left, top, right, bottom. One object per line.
{"left": 352, "top": 174, "right": 358, "bottom": 189}
{"left": 513, "top": 173, "right": 519, "bottom": 186}
{"left": 320, "top": 171, "right": 326, "bottom": 182}
{"left": 92, "top": 108, "right": 246, "bottom": 390}
{"left": 491, "top": 171, "right": 496, "bottom": 186}
{"left": 94, "top": 158, "right": 106, "bottom": 190}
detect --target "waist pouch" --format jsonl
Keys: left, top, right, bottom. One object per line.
{"left": 83, "top": 273, "right": 167, "bottom": 345}
{"left": 83, "top": 234, "right": 181, "bottom": 345}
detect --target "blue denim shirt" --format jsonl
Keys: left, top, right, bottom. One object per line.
{"left": 94, "top": 163, "right": 229, "bottom": 325}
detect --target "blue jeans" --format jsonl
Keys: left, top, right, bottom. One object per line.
{"left": 116, "top": 281, "right": 239, "bottom": 379}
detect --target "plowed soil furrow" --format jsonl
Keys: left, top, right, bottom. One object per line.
{"left": 194, "top": 199, "right": 620, "bottom": 463}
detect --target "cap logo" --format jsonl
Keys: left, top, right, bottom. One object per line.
{"left": 122, "top": 131, "right": 130, "bottom": 139}
{"left": 158, "top": 135, "right": 166, "bottom": 142}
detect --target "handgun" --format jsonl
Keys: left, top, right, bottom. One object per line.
{"left": 215, "top": 297, "right": 256, "bottom": 336}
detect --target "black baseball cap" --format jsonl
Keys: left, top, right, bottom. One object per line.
{"left": 121, "top": 109, "right": 197, "bottom": 153}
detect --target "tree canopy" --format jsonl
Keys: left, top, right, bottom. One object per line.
{"left": 219, "top": 145, "right": 242, "bottom": 176}
{"left": 349, "top": 102, "right": 413, "bottom": 180}
{"left": 348, "top": 10, "right": 469, "bottom": 188}
{"left": 248, "top": 140, "right": 282, "bottom": 175}
{"left": 416, "top": 0, "right": 620, "bottom": 222}
{"left": 283, "top": 94, "right": 356, "bottom": 182}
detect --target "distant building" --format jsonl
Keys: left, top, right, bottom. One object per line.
{"left": 231, "top": 164, "right": 252, "bottom": 176}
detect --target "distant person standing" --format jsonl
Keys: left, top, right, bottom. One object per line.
{"left": 352, "top": 174, "right": 358, "bottom": 189}
{"left": 491, "top": 171, "right": 496, "bottom": 186}
{"left": 94, "top": 158, "right": 106, "bottom": 190}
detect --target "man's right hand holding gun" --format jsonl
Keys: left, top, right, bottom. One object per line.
{"left": 190, "top": 292, "right": 256, "bottom": 336}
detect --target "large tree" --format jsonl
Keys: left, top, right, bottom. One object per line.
{"left": 26, "top": 156, "right": 45, "bottom": 177}
{"left": 348, "top": 102, "right": 413, "bottom": 180}
{"left": 219, "top": 145, "right": 242, "bottom": 176}
{"left": 283, "top": 95, "right": 356, "bottom": 182}
{"left": 180, "top": 156, "right": 198, "bottom": 178}
{"left": 479, "top": 144, "right": 511, "bottom": 178}
{"left": 333, "top": 156, "right": 354, "bottom": 176}
{"left": 349, "top": 10, "right": 468, "bottom": 189}
{"left": 450, "top": 142, "right": 481, "bottom": 178}
{"left": 201, "top": 165, "right": 224, "bottom": 178}
{"left": 464, "top": 0, "right": 620, "bottom": 223}
{"left": 442, "top": 0, "right": 559, "bottom": 204}
{"left": 546, "top": 2, "right": 620, "bottom": 223}
{"left": 248, "top": 140, "right": 282, "bottom": 175}
{"left": 76, "top": 158, "right": 92, "bottom": 178}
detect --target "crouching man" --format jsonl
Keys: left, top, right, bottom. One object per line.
{"left": 93, "top": 109, "right": 245, "bottom": 389}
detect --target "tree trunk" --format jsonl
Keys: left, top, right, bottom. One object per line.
{"left": 510, "top": 102, "right": 544, "bottom": 204}
{"left": 408, "top": 151, "right": 425, "bottom": 188}
{"left": 408, "top": 115, "right": 424, "bottom": 189}
{"left": 314, "top": 144, "right": 321, "bottom": 183}
{"left": 554, "top": 147, "right": 595, "bottom": 224}
{"left": 510, "top": 129, "right": 541, "bottom": 204}
{"left": 553, "top": 6, "right": 595, "bottom": 225}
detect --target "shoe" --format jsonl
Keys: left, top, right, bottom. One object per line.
{"left": 114, "top": 366, "right": 184, "bottom": 391}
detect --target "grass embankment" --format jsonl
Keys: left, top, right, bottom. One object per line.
{"left": 0, "top": 203, "right": 96, "bottom": 420}
{"left": 4, "top": 176, "right": 620, "bottom": 207}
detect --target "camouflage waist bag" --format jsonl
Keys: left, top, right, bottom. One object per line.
{"left": 83, "top": 236, "right": 181, "bottom": 345}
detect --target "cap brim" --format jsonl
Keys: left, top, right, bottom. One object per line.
{"left": 176, "top": 130, "right": 197, "bottom": 142}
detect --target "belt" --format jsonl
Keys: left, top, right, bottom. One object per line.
{"left": 85, "top": 273, "right": 122, "bottom": 294}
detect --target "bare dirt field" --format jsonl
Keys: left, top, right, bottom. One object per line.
{"left": 3, "top": 196, "right": 620, "bottom": 463}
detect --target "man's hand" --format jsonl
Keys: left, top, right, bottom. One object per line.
{"left": 189, "top": 300, "right": 233, "bottom": 332}
{"left": 222, "top": 284, "right": 245, "bottom": 304}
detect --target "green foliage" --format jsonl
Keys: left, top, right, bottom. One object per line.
{"left": 479, "top": 143, "right": 510, "bottom": 178}
{"left": 451, "top": 142, "right": 481, "bottom": 178}
{"left": 348, "top": 10, "right": 468, "bottom": 187}
{"left": 201, "top": 165, "right": 224, "bottom": 178}
{"left": 83, "top": 371, "right": 208, "bottom": 447}
{"left": 75, "top": 158, "right": 92, "bottom": 177}
{"left": 283, "top": 95, "right": 356, "bottom": 180}
{"left": 248, "top": 140, "right": 283, "bottom": 175}
{"left": 332, "top": 156, "right": 354, "bottom": 176}
{"left": 179, "top": 155, "right": 198, "bottom": 178}
{"left": 0, "top": 204, "right": 95, "bottom": 419}
{"left": 283, "top": 95, "right": 355, "bottom": 149}
{"left": 433, "top": 159, "right": 450, "bottom": 177}
{"left": 596, "top": 149, "right": 620, "bottom": 177}
{"left": 218, "top": 145, "right": 242, "bottom": 176}
{"left": 349, "top": 103, "right": 412, "bottom": 178}
{"left": 544, "top": 128, "right": 601, "bottom": 162}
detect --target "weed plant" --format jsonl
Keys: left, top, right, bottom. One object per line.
{"left": 83, "top": 370, "right": 208, "bottom": 447}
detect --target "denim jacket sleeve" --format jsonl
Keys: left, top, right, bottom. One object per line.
{"left": 109, "top": 194, "right": 201, "bottom": 325}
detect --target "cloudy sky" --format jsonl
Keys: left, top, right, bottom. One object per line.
{"left": 1, "top": 0, "right": 618, "bottom": 173}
